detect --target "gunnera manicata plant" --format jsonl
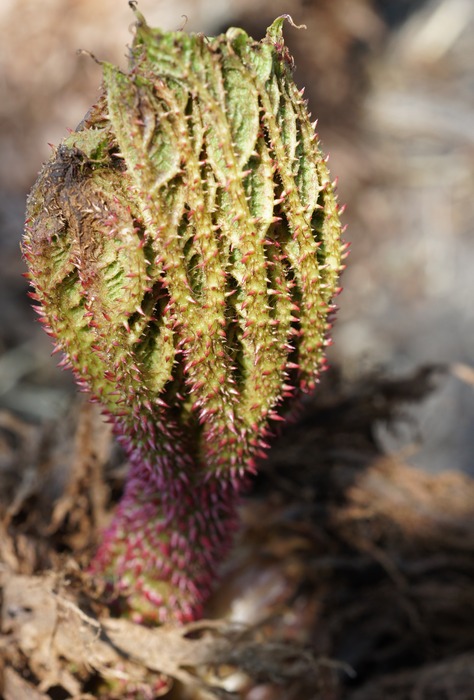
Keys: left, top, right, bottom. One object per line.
{"left": 23, "top": 5, "right": 345, "bottom": 623}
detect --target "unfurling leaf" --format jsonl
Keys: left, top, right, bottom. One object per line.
{"left": 23, "top": 8, "right": 344, "bottom": 623}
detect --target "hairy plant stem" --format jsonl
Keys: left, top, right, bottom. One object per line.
{"left": 92, "top": 418, "right": 239, "bottom": 622}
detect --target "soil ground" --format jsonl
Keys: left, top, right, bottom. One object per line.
{"left": 2, "top": 367, "right": 474, "bottom": 699}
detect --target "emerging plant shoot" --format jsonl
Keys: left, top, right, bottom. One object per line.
{"left": 23, "top": 8, "right": 344, "bottom": 622}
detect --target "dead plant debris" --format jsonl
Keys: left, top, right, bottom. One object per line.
{"left": 1, "top": 367, "right": 474, "bottom": 699}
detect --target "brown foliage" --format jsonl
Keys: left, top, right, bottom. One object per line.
{"left": 1, "top": 368, "right": 474, "bottom": 698}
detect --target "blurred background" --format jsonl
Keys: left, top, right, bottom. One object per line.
{"left": 1, "top": 0, "right": 473, "bottom": 473}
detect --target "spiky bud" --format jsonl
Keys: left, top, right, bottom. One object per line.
{"left": 23, "top": 9, "right": 344, "bottom": 623}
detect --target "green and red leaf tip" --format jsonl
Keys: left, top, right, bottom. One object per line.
{"left": 23, "top": 8, "right": 344, "bottom": 623}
